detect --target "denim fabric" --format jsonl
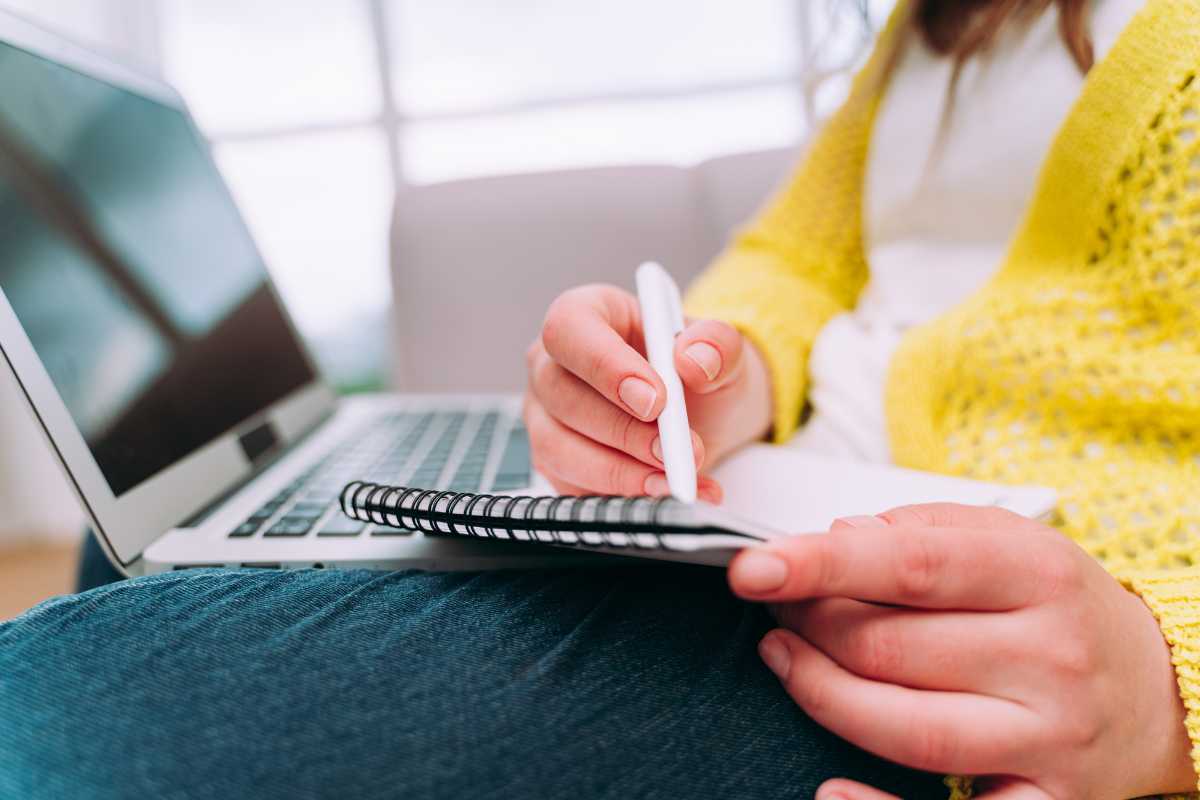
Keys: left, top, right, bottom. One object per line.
{"left": 1, "top": 545, "right": 948, "bottom": 800}
{"left": 76, "top": 533, "right": 123, "bottom": 592}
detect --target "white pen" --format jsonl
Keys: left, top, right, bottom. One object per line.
{"left": 635, "top": 261, "right": 698, "bottom": 504}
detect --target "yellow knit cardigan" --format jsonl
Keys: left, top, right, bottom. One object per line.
{"left": 685, "top": 0, "right": 1200, "bottom": 794}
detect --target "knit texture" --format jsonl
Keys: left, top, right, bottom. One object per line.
{"left": 685, "top": 0, "right": 1200, "bottom": 794}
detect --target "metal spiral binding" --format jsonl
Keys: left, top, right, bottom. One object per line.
{"left": 339, "top": 481, "right": 673, "bottom": 549}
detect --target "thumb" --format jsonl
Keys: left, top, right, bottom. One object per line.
{"left": 674, "top": 319, "right": 744, "bottom": 394}
{"left": 814, "top": 779, "right": 898, "bottom": 800}
{"left": 878, "top": 502, "right": 1044, "bottom": 531}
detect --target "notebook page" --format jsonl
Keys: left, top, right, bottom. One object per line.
{"left": 710, "top": 444, "right": 1057, "bottom": 536}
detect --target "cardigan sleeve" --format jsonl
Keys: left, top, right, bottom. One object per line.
{"left": 1116, "top": 570, "right": 1200, "bottom": 794}
{"left": 683, "top": 117, "right": 869, "bottom": 442}
{"left": 682, "top": 29, "right": 898, "bottom": 442}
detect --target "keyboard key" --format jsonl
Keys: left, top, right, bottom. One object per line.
{"left": 317, "top": 518, "right": 366, "bottom": 537}
{"left": 491, "top": 477, "right": 529, "bottom": 490}
{"left": 230, "top": 409, "right": 510, "bottom": 537}
{"left": 490, "top": 425, "right": 530, "bottom": 489}
{"left": 496, "top": 427, "right": 530, "bottom": 472}
{"left": 264, "top": 519, "right": 315, "bottom": 537}
{"left": 280, "top": 512, "right": 324, "bottom": 526}
{"left": 371, "top": 526, "right": 415, "bottom": 537}
{"left": 229, "top": 522, "right": 260, "bottom": 537}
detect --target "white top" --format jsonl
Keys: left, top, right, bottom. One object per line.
{"left": 788, "top": 0, "right": 1143, "bottom": 461}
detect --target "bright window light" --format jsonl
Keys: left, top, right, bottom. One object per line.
{"left": 0, "top": 0, "right": 894, "bottom": 389}
{"left": 390, "top": 0, "right": 802, "bottom": 115}
{"left": 213, "top": 128, "right": 393, "bottom": 340}
{"left": 404, "top": 86, "right": 805, "bottom": 185}
{"left": 159, "top": 0, "right": 382, "bottom": 134}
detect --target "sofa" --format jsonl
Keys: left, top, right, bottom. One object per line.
{"left": 388, "top": 147, "right": 794, "bottom": 392}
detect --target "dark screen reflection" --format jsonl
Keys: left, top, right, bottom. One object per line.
{"left": 0, "top": 43, "right": 315, "bottom": 496}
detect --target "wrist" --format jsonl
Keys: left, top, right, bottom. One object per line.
{"left": 740, "top": 339, "right": 773, "bottom": 445}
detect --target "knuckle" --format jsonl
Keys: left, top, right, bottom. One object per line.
{"left": 1058, "top": 704, "right": 1104, "bottom": 751}
{"left": 522, "top": 396, "right": 539, "bottom": 428}
{"left": 713, "top": 320, "right": 743, "bottom": 354}
{"left": 1046, "top": 630, "right": 1097, "bottom": 679}
{"left": 811, "top": 536, "right": 847, "bottom": 594}
{"left": 609, "top": 410, "right": 641, "bottom": 455}
{"left": 525, "top": 420, "right": 550, "bottom": 458}
{"left": 878, "top": 504, "right": 934, "bottom": 527}
{"left": 604, "top": 456, "right": 639, "bottom": 494}
{"left": 524, "top": 411, "right": 561, "bottom": 468}
{"left": 529, "top": 354, "right": 561, "bottom": 398}
{"left": 524, "top": 338, "right": 542, "bottom": 372}
{"left": 904, "top": 722, "right": 958, "bottom": 770}
{"left": 894, "top": 535, "right": 944, "bottom": 600}
{"left": 1036, "top": 542, "right": 1085, "bottom": 601}
{"left": 586, "top": 282, "right": 624, "bottom": 304}
{"left": 588, "top": 347, "right": 627, "bottom": 391}
{"left": 540, "top": 294, "right": 579, "bottom": 355}
{"left": 848, "top": 622, "right": 904, "bottom": 678}
{"left": 787, "top": 669, "right": 834, "bottom": 719}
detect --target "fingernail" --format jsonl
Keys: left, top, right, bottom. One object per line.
{"left": 836, "top": 515, "right": 887, "bottom": 528}
{"left": 684, "top": 342, "right": 722, "bottom": 381}
{"left": 618, "top": 377, "right": 657, "bottom": 419}
{"left": 759, "top": 634, "right": 791, "bottom": 680}
{"left": 730, "top": 550, "right": 788, "bottom": 593}
{"left": 644, "top": 473, "right": 670, "bottom": 496}
{"left": 651, "top": 437, "right": 664, "bottom": 463}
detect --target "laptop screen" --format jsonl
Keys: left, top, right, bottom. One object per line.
{"left": 0, "top": 42, "right": 316, "bottom": 497}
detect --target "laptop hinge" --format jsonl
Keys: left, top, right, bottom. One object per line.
{"left": 238, "top": 420, "right": 280, "bottom": 464}
{"left": 177, "top": 405, "right": 335, "bottom": 528}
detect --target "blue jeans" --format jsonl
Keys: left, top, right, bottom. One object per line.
{"left": 0, "top": 537, "right": 947, "bottom": 799}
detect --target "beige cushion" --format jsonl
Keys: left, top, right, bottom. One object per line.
{"left": 389, "top": 147, "right": 794, "bottom": 392}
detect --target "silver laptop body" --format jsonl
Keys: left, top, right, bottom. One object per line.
{"left": 0, "top": 11, "right": 576, "bottom": 577}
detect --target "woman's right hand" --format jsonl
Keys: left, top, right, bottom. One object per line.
{"left": 524, "top": 283, "right": 773, "bottom": 501}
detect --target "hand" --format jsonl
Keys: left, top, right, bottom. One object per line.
{"left": 524, "top": 283, "right": 772, "bottom": 499}
{"left": 727, "top": 503, "right": 1197, "bottom": 799}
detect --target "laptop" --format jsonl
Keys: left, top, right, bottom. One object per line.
{"left": 0, "top": 12, "right": 573, "bottom": 577}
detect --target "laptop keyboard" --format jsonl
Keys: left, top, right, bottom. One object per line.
{"left": 228, "top": 410, "right": 530, "bottom": 540}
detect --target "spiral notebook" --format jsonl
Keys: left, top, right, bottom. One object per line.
{"left": 339, "top": 481, "right": 785, "bottom": 565}
{"left": 339, "top": 446, "right": 1059, "bottom": 566}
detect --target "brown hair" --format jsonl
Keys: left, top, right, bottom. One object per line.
{"left": 912, "top": 0, "right": 1095, "bottom": 73}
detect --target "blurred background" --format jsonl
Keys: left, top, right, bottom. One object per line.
{"left": 0, "top": 0, "right": 894, "bottom": 616}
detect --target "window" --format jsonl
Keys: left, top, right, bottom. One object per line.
{"left": 0, "top": 0, "right": 891, "bottom": 389}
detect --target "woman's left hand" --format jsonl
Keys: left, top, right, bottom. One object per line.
{"left": 727, "top": 503, "right": 1197, "bottom": 799}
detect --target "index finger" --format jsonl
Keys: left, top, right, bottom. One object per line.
{"left": 729, "top": 525, "right": 1068, "bottom": 610}
{"left": 540, "top": 285, "right": 667, "bottom": 422}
